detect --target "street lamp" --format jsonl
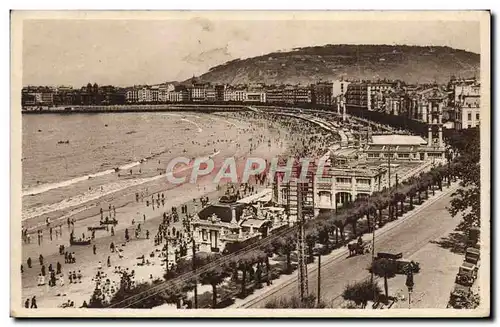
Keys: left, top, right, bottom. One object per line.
{"left": 405, "top": 269, "right": 414, "bottom": 309}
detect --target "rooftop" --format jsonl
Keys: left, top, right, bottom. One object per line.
{"left": 371, "top": 134, "right": 427, "bottom": 146}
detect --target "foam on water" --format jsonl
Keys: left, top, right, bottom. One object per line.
{"left": 22, "top": 151, "right": 219, "bottom": 221}
{"left": 22, "top": 160, "right": 142, "bottom": 197}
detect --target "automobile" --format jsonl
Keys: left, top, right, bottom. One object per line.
{"left": 467, "top": 227, "right": 480, "bottom": 247}
{"left": 448, "top": 284, "right": 473, "bottom": 309}
{"left": 377, "top": 252, "right": 403, "bottom": 260}
{"left": 455, "top": 261, "right": 478, "bottom": 286}
{"left": 465, "top": 247, "right": 480, "bottom": 265}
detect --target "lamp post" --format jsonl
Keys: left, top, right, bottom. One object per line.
{"left": 191, "top": 236, "right": 198, "bottom": 309}
{"left": 387, "top": 145, "right": 392, "bottom": 189}
{"left": 405, "top": 269, "right": 414, "bottom": 309}
{"left": 317, "top": 251, "right": 321, "bottom": 306}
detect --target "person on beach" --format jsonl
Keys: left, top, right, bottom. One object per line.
{"left": 107, "top": 256, "right": 111, "bottom": 268}
{"left": 50, "top": 227, "right": 53, "bottom": 240}
{"left": 24, "top": 298, "right": 30, "bottom": 308}
{"left": 110, "top": 242, "right": 115, "bottom": 253}
{"left": 50, "top": 271, "right": 56, "bottom": 287}
{"left": 30, "top": 296, "right": 37, "bottom": 309}
{"left": 37, "top": 274, "right": 45, "bottom": 286}
{"left": 93, "top": 244, "right": 97, "bottom": 255}
{"left": 59, "top": 274, "right": 65, "bottom": 287}
{"left": 125, "top": 229, "right": 129, "bottom": 242}
{"left": 41, "top": 265, "right": 46, "bottom": 277}
{"left": 56, "top": 261, "right": 61, "bottom": 274}
{"left": 111, "top": 226, "right": 115, "bottom": 236}
{"left": 39, "top": 254, "right": 44, "bottom": 266}
{"left": 27, "top": 257, "right": 32, "bottom": 268}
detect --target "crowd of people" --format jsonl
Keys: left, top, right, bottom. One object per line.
{"left": 22, "top": 112, "right": 329, "bottom": 309}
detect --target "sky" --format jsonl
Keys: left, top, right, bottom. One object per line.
{"left": 21, "top": 17, "right": 481, "bottom": 87}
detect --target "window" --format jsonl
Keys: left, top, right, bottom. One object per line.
{"left": 356, "top": 179, "right": 371, "bottom": 185}
{"left": 468, "top": 113, "right": 472, "bottom": 121}
{"left": 202, "top": 230, "right": 208, "bottom": 241}
{"left": 336, "top": 177, "right": 351, "bottom": 184}
{"left": 468, "top": 124, "right": 472, "bottom": 129}
{"left": 398, "top": 153, "right": 410, "bottom": 159}
{"left": 476, "top": 113, "right": 480, "bottom": 121}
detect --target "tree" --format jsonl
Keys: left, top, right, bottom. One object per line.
{"left": 262, "top": 244, "right": 274, "bottom": 286}
{"left": 369, "top": 258, "right": 398, "bottom": 299}
{"left": 406, "top": 181, "right": 418, "bottom": 209}
{"left": 333, "top": 219, "right": 345, "bottom": 245}
{"left": 373, "top": 192, "right": 389, "bottom": 226}
{"left": 236, "top": 252, "right": 259, "bottom": 297}
{"left": 447, "top": 128, "right": 480, "bottom": 232}
{"left": 264, "top": 295, "right": 325, "bottom": 308}
{"left": 305, "top": 228, "right": 319, "bottom": 262}
{"left": 164, "top": 282, "right": 186, "bottom": 308}
{"left": 342, "top": 280, "right": 382, "bottom": 308}
{"left": 272, "top": 234, "right": 296, "bottom": 274}
{"left": 346, "top": 211, "right": 360, "bottom": 237}
{"left": 200, "top": 266, "right": 229, "bottom": 308}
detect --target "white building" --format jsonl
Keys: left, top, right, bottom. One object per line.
{"left": 224, "top": 88, "right": 247, "bottom": 102}
{"left": 244, "top": 91, "right": 266, "bottom": 103}
{"left": 138, "top": 87, "right": 152, "bottom": 103}
{"left": 453, "top": 80, "right": 480, "bottom": 129}
{"left": 332, "top": 80, "right": 351, "bottom": 97}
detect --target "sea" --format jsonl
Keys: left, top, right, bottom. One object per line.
{"left": 21, "top": 112, "right": 240, "bottom": 222}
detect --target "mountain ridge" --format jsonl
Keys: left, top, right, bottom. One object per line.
{"left": 190, "top": 44, "right": 480, "bottom": 85}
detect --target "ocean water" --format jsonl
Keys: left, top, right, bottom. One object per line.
{"left": 21, "top": 112, "right": 243, "bottom": 221}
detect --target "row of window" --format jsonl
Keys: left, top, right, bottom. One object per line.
{"left": 467, "top": 113, "right": 480, "bottom": 121}
{"left": 367, "top": 153, "right": 413, "bottom": 158}
{"left": 336, "top": 177, "right": 371, "bottom": 185}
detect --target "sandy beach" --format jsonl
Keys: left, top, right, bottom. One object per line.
{"left": 20, "top": 111, "right": 309, "bottom": 308}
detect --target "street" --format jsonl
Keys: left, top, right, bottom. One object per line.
{"left": 245, "top": 184, "right": 462, "bottom": 308}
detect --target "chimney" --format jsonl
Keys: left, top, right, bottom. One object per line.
{"left": 231, "top": 206, "right": 237, "bottom": 224}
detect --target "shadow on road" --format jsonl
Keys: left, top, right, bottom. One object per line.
{"left": 430, "top": 232, "right": 467, "bottom": 255}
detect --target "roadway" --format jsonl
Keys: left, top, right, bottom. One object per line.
{"left": 243, "top": 183, "right": 461, "bottom": 308}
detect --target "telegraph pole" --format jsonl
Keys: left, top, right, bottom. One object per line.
{"left": 296, "top": 183, "right": 309, "bottom": 304}
{"left": 387, "top": 145, "right": 392, "bottom": 189}
{"left": 317, "top": 252, "right": 321, "bottom": 306}
{"left": 371, "top": 219, "right": 376, "bottom": 284}
{"left": 192, "top": 236, "right": 198, "bottom": 309}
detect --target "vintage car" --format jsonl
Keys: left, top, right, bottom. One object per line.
{"left": 465, "top": 247, "right": 480, "bottom": 265}
{"left": 455, "top": 261, "right": 478, "bottom": 286}
{"left": 447, "top": 284, "right": 473, "bottom": 308}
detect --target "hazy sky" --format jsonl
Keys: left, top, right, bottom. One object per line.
{"left": 22, "top": 18, "right": 480, "bottom": 87}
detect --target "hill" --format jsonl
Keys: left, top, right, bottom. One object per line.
{"left": 193, "top": 44, "right": 480, "bottom": 85}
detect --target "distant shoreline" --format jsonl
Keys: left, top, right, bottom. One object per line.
{"left": 21, "top": 104, "right": 250, "bottom": 114}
